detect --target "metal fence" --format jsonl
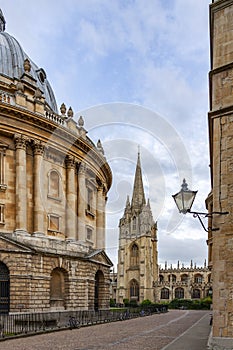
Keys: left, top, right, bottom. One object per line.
{"left": 0, "top": 305, "right": 168, "bottom": 339}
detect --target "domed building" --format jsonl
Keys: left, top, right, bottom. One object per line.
{"left": 0, "top": 9, "right": 112, "bottom": 313}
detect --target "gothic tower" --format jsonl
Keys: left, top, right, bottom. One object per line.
{"left": 116, "top": 152, "right": 158, "bottom": 304}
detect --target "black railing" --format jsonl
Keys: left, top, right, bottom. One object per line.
{"left": 0, "top": 306, "right": 168, "bottom": 339}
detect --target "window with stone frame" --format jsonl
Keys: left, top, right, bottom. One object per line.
{"left": 48, "top": 214, "right": 60, "bottom": 232}
{"left": 130, "top": 279, "right": 139, "bottom": 300}
{"left": 0, "top": 147, "right": 7, "bottom": 190}
{"left": 86, "top": 227, "right": 93, "bottom": 241}
{"left": 192, "top": 288, "right": 201, "bottom": 299}
{"left": 48, "top": 169, "right": 60, "bottom": 199}
{"left": 132, "top": 216, "right": 136, "bottom": 231}
{"left": 194, "top": 274, "right": 203, "bottom": 283}
{"left": 0, "top": 204, "right": 5, "bottom": 224}
{"left": 87, "top": 187, "right": 93, "bottom": 212}
{"left": 175, "top": 287, "right": 184, "bottom": 299}
{"left": 130, "top": 243, "right": 139, "bottom": 266}
{"left": 161, "top": 287, "right": 169, "bottom": 299}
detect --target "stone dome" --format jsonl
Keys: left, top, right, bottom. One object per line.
{"left": 0, "top": 10, "right": 58, "bottom": 113}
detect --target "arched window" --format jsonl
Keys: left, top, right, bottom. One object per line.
{"left": 161, "top": 288, "right": 169, "bottom": 299}
{"left": 50, "top": 268, "right": 67, "bottom": 309}
{"left": 130, "top": 279, "right": 139, "bottom": 301}
{"left": 48, "top": 170, "right": 60, "bottom": 199}
{"left": 194, "top": 274, "right": 203, "bottom": 283}
{"left": 95, "top": 270, "right": 105, "bottom": 311}
{"left": 0, "top": 262, "right": 9, "bottom": 314}
{"left": 159, "top": 274, "right": 164, "bottom": 283}
{"left": 181, "top": 274, "right": 188, "bottom": 283}
{"left": 175, "top": 287, "right": 184, "bottom": 299}
{"left": 192, "top": 289, "right": 201, "bottom": 299}
{"left": 130, "top": 243, "right": 139, "bottom": 266}
{"left": 168, "top": 274, "right": 176, "bottom": 283}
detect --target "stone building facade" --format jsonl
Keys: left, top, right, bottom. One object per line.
{"left": 207, "top": 0, "right": 233, "bottom": 348}
{"left": 0, "top": 10, "right": 112, "bottom": 313}
{"left": 116, "top": 152, "right": 158, "bottom": 304}
{"left": 155, "top": 261, "right": 212, "bottom": 302}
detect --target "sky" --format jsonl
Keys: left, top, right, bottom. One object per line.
{"left": 1, "top": 0, "right": 211, "bottom": 269}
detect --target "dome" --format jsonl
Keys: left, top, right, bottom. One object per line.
{"left": 0, "top": 10, "right": 58, "bottom": 113}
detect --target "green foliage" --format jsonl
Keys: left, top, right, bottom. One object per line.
{"left": 123, "top": 298, "right": 130, "bottom": 307}
{"left": 110, "top": 299, "right": 116, "bottom": 307}
{"left": 168, "top": 298, "right": 212, "bottom": 310}
{"left": 140, "top": 299, "right": 152, "bottom": 306}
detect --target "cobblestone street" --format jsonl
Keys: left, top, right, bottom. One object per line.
{"left": 0, "top": 310, "right": 211, "bottom": 350}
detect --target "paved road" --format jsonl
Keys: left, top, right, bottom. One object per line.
{"left": 0, "top": 310, "right": 211, "bottom": 350}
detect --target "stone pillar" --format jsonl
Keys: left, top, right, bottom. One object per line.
{"left": 66, "top": 156, "right": 76, "bottom": 240}
{"left": 96, "top": 185, "right": 106, "bottom": 249}
{"left": 33, "top": 140, "right": 45, "bottom": 235}
{"left": 14, "top": 134, "right": 28, "bottom": 233}
{"left": 77, "top": 164, "right": 86, "bottom": 242}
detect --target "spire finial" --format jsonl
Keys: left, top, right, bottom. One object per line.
{"left": 0, "top": 9, "right": 6, "bottom": 32}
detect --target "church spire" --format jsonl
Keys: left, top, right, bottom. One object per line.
{"left": 0, "top": 10, "right": 6, "bottom": 32}
{"left": 131, "top": 150, "right": 146, "bottom": 208}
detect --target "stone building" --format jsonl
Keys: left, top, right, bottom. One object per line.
{"left": 0, "top": 10, "right": 112, "bottom": 313}
{"left": 116, "top": 152, "right": 158, "bottom": 304}
{"left": 207, "top": 0, "right": 233, "bottom": 348}
{"left": 155, "top": 261, "right": 212, "bottom": 302}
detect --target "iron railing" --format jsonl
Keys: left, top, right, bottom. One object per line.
{"left": 0, "top": 305, "right": 168, "bottom": 339}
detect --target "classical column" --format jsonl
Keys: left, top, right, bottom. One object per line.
{"left": 66, "top": 155, "right": 76, "bottom": 240}
{"left": 77, "top": 163, "right": 86, "bottom": 242}
{"left": 14, "top": 134, "right": 28, "bottom": 233}
{"left": 33, "top": 140, "right": 45, "bottom": 235}
{"left": 96, "top": 184, "right": 106, "bottom": 249}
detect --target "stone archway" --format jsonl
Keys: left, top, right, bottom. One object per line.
{"left": 50, "top": 267, "right": 68, "bottom": 310}
{"left": 0, "top": 262, "right": 10, "bottom": 314}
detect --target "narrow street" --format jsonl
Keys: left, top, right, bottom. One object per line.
{"left": 0, "top": 310, "right": 211, "bottom": 350}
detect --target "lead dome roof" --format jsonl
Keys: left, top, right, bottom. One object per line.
{"left": 0, "top": 9, "right": 58, "bottom": 113}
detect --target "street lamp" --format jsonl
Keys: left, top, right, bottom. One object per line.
{"left": 172, "top": 179, "right": 229, "bottom": 232}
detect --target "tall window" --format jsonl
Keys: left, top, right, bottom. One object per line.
{"left": 194, "top": 274, "right": 203, "bottom": 283}
{"left": 86, "top": 227, "right": 93, "bottom": 241}
{"left": 192, "top": 289, "right": 201, "bottom": 299}
{"left": 0, "top": 149, "right": 7, "bottom": 190}
{"left": 130, "top": 243, "right": 139, "bottom": 266}
{"left": 87, "top": 187, "right": 93, "bottom": 212}
{"left": 0, "top": 204, "right": 5, "bottom": 224}
{"left": 132, "top": 216, "right": 136, "bottom": 231}
{"left": 130, "top": 279, "right": 139, "bottom": 301}
{"left": 48, "top": 170, "right": 60, "bottom": 199}
{"left": 175, "top": 287, "right": 184, "bottom": 299}
{"left": 161, "top": 288, "right": 169, "bottom": 299}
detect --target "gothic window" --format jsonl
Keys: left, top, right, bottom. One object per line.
{"left": 194, "top": 274, "right": 203, "bottom": 283}
{"left": 192, "top": 289, "right": 201, "bottom": 299}
{"left": 168, "top": 274, "right": 176, "bottom": 283}
{"left": 48, "top": 214, "right": 60, "bottom": 232}
{"left": 130, "top": 243, "right": 139, "bottom": 266}
{"left": 181, "top": 274, "right": 188, "bottom": 282}
{"left": 132, "top": 216, "right": 136, "bottom": 231}
{"left": 159, "top": 274, "right": 164, "bottom": 283}
{"left": 161, "top": 288, "right": 169, "bottom": 299}
{"left": 175, "top": 287, "right": 184, "bottom": 299}
{"left": 130, "top": 279, "right": 139, "bottom": 301}
{"left": 48, "top": 170, "right": 60, "bottom": 199}
{"left": 0, "top": 204, "right": 5, "bottom": 224}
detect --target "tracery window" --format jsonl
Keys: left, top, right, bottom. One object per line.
{"left": 130, "top": 279, "right": 139, "bottom": 300}
{"left": 132, "top": 216, "right": 136, "bottom": 231}
{"left": 130, "top": 243, "right": 139, "bottom": 266}
{"left": 161, "top": 288, "right": 169, "bottom": 299}
{"left": 175, "top": 287, "right": 184, "bottom": 299}
{"left": 181, "top": 274, "right": 188, "bottom": 282}
{"left": 192, "top": 289, "right": 201, "bottom": 299}
{"left": 194, "top": 274, "right": 203, "bottom": 283}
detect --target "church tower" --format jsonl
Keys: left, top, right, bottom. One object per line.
{"left": 116, "top": 152, "right": 158, "bottom": 304}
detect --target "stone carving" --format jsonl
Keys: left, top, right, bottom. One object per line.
{"left": 23, "top": 58, "right": 31, "bottom": 73}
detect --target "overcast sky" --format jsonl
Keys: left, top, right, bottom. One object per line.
{"left": 2, "top": 0, "right": 211, "bottom": 269}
